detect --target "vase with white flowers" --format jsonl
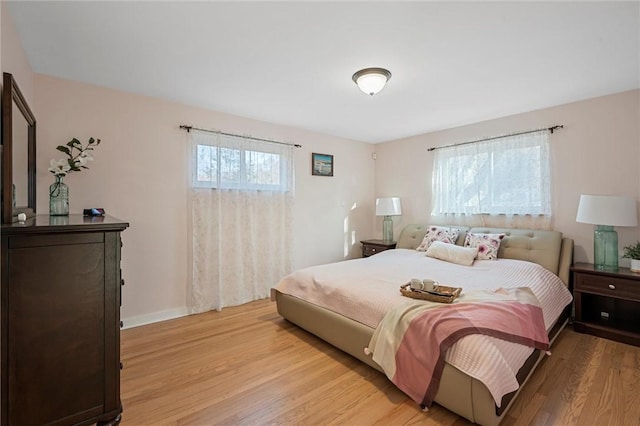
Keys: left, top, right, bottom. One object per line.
{"left": 48, "top": 137, "right": 101, "bottom": 216}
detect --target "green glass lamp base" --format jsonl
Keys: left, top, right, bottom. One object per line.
{"left": 382, "top": 215, "right": 394, "bottom": 243}
{"left": 594, "top": 225, "right": 618, "bottom": 271}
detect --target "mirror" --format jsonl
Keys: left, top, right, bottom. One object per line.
{"left": 2, "top": 72, "right": 36, "bottom": 223}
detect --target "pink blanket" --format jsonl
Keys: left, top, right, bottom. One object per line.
{"left": 366, "top": 287, "right": 549, "bottom": 408}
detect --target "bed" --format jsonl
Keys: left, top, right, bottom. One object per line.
{"left": 272, "top": 225, "right": 574, "bottom": 426}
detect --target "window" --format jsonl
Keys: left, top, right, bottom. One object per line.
{"left": 193, "top": 133, "right": 292, "bottom": 191}
{"left": 188, "top": 129, "right": 295, "bottom": 313}
{"left": 431, "top": 131, "right": 551, "bottom": 216}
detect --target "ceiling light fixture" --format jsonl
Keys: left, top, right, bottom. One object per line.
{"left": 352, "top": 67, "right": 391, "bottom": 96}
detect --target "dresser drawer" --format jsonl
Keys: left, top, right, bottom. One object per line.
{"left": 575, "top": 273, "right": 640, "bottom": 302}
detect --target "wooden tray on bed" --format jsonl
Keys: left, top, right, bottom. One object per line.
{"left": 399, "top": 283, "right": 462, "bottom": 303}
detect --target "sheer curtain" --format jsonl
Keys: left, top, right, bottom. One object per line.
{"left": 188, "top": 130, "right": 294, "bottom": 313}
{"left": 431, "top": 130, "right": 552, "bottom": 229}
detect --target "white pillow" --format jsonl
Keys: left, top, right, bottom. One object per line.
{"left": 416, "top": 226, "right": 460, "bottom": 251}
{"left": 426, "top": 241, "right": 478, "bottom": 266}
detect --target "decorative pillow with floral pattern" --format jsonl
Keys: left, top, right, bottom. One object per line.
{"left": 464, "top": 233, "right": 505, "bottom": 260}
{"left": 416, "top": 226, "right": 460, "bottom": 251}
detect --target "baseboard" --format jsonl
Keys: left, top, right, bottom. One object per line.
{"left": 122, "top": 307, "right": 190, "bottom": 329}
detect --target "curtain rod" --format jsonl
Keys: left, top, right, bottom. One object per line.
{"left": 180, "top": 125, "right": 302, "bottom": 148}
{"left": 427, "top": 125, "right": 563, "bottom": 152}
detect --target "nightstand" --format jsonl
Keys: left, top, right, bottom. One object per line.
{"left": 572, "top": 263, "right": 640, "bottom": 347}
{"left": 361, "top": 239, "right": 396, "bottom": 258}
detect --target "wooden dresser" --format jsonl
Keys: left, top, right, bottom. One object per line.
{"left": 1, "top": 215, "right": 129, "bottom": 425}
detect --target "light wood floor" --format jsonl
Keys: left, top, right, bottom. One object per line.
{"left": 120, "top": 299, "right": 640, "bottom": 426}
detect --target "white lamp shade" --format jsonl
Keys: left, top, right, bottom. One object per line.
{"left": 376, "top": 197, "right": 402, "bottom": 216}
{"left": 576, "top": 194, "right": 638, "bottom": 226}
{"left": 352, "top": 68, "right": 391, "bottom": 96}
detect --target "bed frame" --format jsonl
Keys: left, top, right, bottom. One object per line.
{"left": 274, "top": 225, "right": 574, "bottom": 426}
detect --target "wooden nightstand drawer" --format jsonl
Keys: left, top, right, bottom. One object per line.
{"left": 360, "top": 240, "right": 396, "bottom": 258}
{"left": 575, "top": 274, "right": 640, "bottom": 302}
{"left": 363, "top": 245, "right": 379, "bottom": 257}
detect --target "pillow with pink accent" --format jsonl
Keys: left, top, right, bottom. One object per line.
{"left": 464, "top": 232, "right": 505, "bottom": 260}
{"left": 416, "top": 226, "right": 460, "bottom": 251}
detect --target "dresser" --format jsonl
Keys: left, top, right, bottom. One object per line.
{"left": 572, "top": 262, "right": 640, "bottom": 347}
{"left": 1, "top": 215, "right": 129, "bottom": 425}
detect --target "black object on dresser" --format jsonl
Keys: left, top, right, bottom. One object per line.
{"left": 361, "top": 239, "right": 397, "bottom": 258}
{"left": 572, "top": 262, "right": 640, "bottom": 347}
{"left": 1, "top": 215, "right": 129, "bottom": 425}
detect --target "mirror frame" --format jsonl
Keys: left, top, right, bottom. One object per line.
{"left": 2, "top": 72, "right": 36, "bottom": 223}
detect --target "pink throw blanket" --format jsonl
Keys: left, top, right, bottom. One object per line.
{"left": 366, "top": 287, "right": 549, "bottom": 408}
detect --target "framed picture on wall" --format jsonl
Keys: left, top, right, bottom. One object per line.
{"left": 311, "top": 153, "right": 334, "bottom": 177}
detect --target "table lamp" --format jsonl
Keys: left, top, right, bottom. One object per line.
{"left": 376, "top": 197, "right": 402, "bottom": 243}
{"left": 576, "top": 194, "right": 638, "bottom": 270}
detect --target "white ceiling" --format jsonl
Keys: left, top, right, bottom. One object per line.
{"left": 7, "top": 1, "right": 640, "bottom": 143}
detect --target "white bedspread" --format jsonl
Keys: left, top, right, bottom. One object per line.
{"left": 272, "top": 249, "right": 573, "bottom": 406}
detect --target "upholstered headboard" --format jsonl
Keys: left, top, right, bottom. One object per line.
{"left": 396, "top": 224, "right": 573, "bottom": 285}
{"left": 396, "top": 224, "right": 469, "bottom": 249}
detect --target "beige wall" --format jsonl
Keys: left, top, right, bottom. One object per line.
{"left": 375, "top": 89, "right": 640, "bottom": 266}
{"left": 33, "top": 74, "right": 375, "bottom": 325}
{"left": 1, "top": 2, "right": 34, "bottom": 106}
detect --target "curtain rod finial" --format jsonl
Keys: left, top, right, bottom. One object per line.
{"left": 549, "top": 125, "right": 564, "bottom": 134}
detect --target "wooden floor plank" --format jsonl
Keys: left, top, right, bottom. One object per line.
{"left": 621, "top": 347, "right": 640, "bottom": 426}
{"left": 120, "top": 299, "right": 640, "bottom": 425}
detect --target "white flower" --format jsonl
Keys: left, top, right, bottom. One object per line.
{"left": 48, "top": 159, "right": 71, "bottom": 176}
{"left": 49, "top": 137, "right": 101, "bottom": 176}
{"left": 74, "top": 150, "right": 94, "bottom": 167}
{"left": 80, "top": 150, "right": 94, "bottom": 162}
